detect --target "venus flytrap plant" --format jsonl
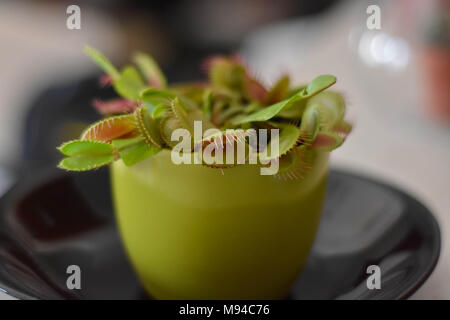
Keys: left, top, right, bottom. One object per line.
{"left": 57, "top": 46, "right": 351, "bottom": 176}
{"left": 71, "top": 47, "right": 355, "bottom": 300}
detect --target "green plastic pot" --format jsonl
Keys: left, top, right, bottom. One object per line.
{"left": 111, "top": 149, "right": 329, "bottom": 299}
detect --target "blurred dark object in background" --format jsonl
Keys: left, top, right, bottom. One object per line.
{"left": 74, "top": 0, "right": 340, "bottom": 81}
{"left": 22, "top": 78, "right": 114, "bottom": 171}
{"left": 20, "top": 0, "right": 340, "bottom": 172}
{"left": 419, "top": 0, "right": 450, "bottom": 122}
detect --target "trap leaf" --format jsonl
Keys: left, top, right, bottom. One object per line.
{"left": 141, "top": 88, "right": 176, "bottom": 111}
{"left": 152, "top": 103, "right": 171, "bottom": 119}
{"left": 159, "top": 116, "right": 182, "bottom": 148}
{"left": 171, "top": 98, "right": 216, "bottom": 136}
{"left": 243, "top": 76, "right": 267, "bottom": 103}
{"left": 134, "top": 106, "right": 163, "bottom": 148}
{"left": 84, "top": 45, "right": 120, "bottom": 80}
{"left": 208, "top": 57, "right": 246, "bottom": 91}
{"left": 298, "top": 105, "right": 320, "bottom": 145}
{"left": 58, "top": 155, "right": 115, "bottom": 171}
{"left": 233, "top": 74, "right": 336, "bottom": 125}
{"left": 306, "top": 91, "right": 345, "bottom": 130}
{"left": 80, "top": 114, "right": 137, "bottom": 142}
{"left": 311, "top": 131, "right": 344, "bottom": 151}
{"left": 57, "top": 140, "right": 115, "bottom": 171}
{"left": 264, "top": 75, "right": 290, "bottom": 104}
{"left": 259, "top": 124, "right": 301, "bottom": 162}
{"left": 304, "top": 74, "right": 336, "bottom": 98}
{"left": 92, "top": 98, "right": 137, "bottom": 115}
{"left": 113, "top": 66, "right": 147, "bottom": 101}
{"left": 58, "top": 140, "right": 114, "bottom": 156}
{"left": 196, "top": 129, "right": 250, "bottom": 168}
{"left": 274, "top": 146, "right": 313, "bottom": 180}
{"left": 133, "top": 52, "right": 167, "bottom": 88}
{"left": 112, "top": 136, "right": 160, "bottom": 166}
{"left": 333, "top": 119, "right": 353, "bottom": 138}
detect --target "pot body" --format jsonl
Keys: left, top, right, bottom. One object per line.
{"left": 111, "top": 150, "right": 329, "bottom": 299}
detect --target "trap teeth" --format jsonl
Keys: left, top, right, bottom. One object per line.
{"left": 195, "top": 130, "right": 250, "bottom": 168}
{"left": 274, "top": 146, "right": 313, "bottom": 181}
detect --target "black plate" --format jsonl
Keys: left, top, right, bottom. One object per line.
{"left": 0, "top": 169, "right": 440, "bottom": 300}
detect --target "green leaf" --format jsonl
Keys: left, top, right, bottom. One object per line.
{"left": 133, "top": 52, "right": 167, "bottom": 88}
{"left": 113, "top": 66, "right": 147, "bottom": 101}
{"left": 141, "top": 88, "right": 176, "bottom": 111}
{"left": 233, "top": 74, "right": 336, "bottom": 125}
{"left": 84, "top": 45, "right": 120, "bottom": 80}
{"left": 134, "top": 106, "right": 163, "bottom": 148}
{"left": 304, "top": 74, "right": 336, "bottom": 98}
{"left": 232, "top": 97, "right": 295, "bottom": 125}
{"left": 58, "top": 140, "right": 114, "bottom": 156}
{"left": 276, "top": 99, "right": 308, "bottom": 119}
{"left": 112, "top": 136, "right": 160, "bottom": 166}
{"left": 57, "top": 140, "right": 115, "bottom": 171}
{"left": 259, "top": 124, "right": 300, "bottom": 161}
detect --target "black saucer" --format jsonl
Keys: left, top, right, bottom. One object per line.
{"left": 0, "top": 169, "right": 440, "bottom": 299}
